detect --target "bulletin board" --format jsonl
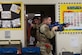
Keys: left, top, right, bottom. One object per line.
{"left": 59, "top": 3, "right": 82, "bottom": 32}
{"left": 0, "top": 2, "right": 22, "bottom": 30}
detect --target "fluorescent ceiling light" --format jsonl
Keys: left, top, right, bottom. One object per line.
{"left": 26, "top": 14, "right": 41, "bottom": 17}
{"left": 34, "top": 14, "right": 41, "bottom": 16}
{"left": 26, "top": 14, "right": 28, "bottom": 17}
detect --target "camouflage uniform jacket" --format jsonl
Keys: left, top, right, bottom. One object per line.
{"left": 37, "top": 23, "right": 56, "bottom": 43}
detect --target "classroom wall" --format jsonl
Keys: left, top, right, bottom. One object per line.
{"left": 56, "top": 32, "right": 82, "bottom": 55}
{"left": 0, "top": 0, "right": 25, "bottom": 47}
{"left": 0, "top": 0, "right": 82, "bottom": 55}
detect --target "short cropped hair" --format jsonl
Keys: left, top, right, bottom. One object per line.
{"left": 32, "top": 16, "right": 39, "bottom": 20}
{"left": 42, "top": 16, "right": 51, "bottom": 21}
{"left": 32, "top": 16, "right": 40, "bottom": 24}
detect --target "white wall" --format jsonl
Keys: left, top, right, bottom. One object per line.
{"left": 56, "top": 32, "right": 82, "bottom": 55}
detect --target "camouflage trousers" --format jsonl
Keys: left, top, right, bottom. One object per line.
{"left": 36, "top": 41, "right": 53, "bottom": 55}
{"left": 41, "top": 49, "right": 53, "bottom": 55}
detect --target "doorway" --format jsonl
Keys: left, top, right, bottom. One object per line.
{"left": 26, "top": 5, "right": 55, "bottom": 22}
{"left": 24, "top": 4, "right": 56, "bottom": 55}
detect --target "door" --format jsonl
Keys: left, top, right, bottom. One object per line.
{"left": 24, "top": 5, "right": 56, "bottom": 55}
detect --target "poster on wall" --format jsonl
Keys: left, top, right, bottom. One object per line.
{"left": 59, "top": 3, "right": 82, "bottom": 31}
{"left": 10, "top": 4, "right": 21, "bottom": 14}
{"left": 0, "top": 20, "right": 2, "bottom": 27}
{"left": 0, "top": 2, "right": 22, "bottom": 30}
{"left": 64, "top": 12, "right": 82, "bottom": 30}
{"left": 2, "top": 20, "right": 11, "bottom": 28}
{"left": 0, "top": 4, "right": 3, "bottom": 11}
{"left": 1, "top": 11, "right": 11, "bottom": 19}
{"left": 70, "top": 37, "right": 79, "bottom": 47}
{"left": 12, "top": 18, "right": 21, "bottom": 27}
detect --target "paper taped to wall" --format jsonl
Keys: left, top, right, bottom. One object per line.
{"left": 70, "top": 37, "right": 79, "bottom": 47}
{"left": 10, "top": 4, "right": 21, "bottom": 14}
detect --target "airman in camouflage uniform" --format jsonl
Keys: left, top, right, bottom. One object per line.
{"left": 31, "top": 17, "right": 41, "bottom": 45}
{"left": 36, "top": 16, "right": 58, "bottom": 55}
